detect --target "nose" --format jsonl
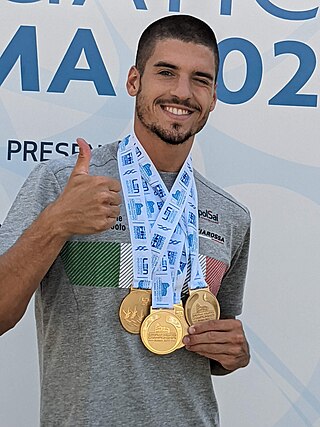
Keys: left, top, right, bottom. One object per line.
{"left": 169, "top": 75, "right": 192, "bottom": 100}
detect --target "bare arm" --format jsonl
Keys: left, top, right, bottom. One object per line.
{"left": 0, "top": 139, "right": 121, "bottom": 335}
{"left": 0, "top": 206, "right": 67, "bottom": 334}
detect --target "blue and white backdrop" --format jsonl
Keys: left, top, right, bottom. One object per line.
{"left": 0, "top": 1, "right": 319, "bottom": 426}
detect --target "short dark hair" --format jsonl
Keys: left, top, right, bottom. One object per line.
{"left": 135, "top": 15, "right": 219, "bottom": 82}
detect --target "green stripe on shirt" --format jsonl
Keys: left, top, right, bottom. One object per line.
{"left": 61, "top": 241, "right": 121, "bottom": 288}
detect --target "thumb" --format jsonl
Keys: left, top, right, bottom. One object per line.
{"left": 71, "top": 138, "right": 91, "bottom": 176}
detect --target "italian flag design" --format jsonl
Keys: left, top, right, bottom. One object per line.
{"left": 61, "top": 241, "right": 227, "bottom": 296}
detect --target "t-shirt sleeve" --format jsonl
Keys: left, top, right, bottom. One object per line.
{"left": 217, "top": 221, "right": 251, "bottom": 318}
{"left": 0, "top": 163, "right": 62, "bottom": 256}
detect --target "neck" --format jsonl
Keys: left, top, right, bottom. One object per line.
{"left": 133, "top": 119, "right": 194, "bottom": 172}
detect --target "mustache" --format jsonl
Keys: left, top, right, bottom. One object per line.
{"left": 156, "top": 97, "right": 201, "bottom": 112}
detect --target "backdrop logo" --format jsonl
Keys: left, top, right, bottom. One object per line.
{"left": 1, "top": 0, "right": 318, "bottom": 106}
{"left": 217, "top": 39, "right": 318, "bottom": 107}
{"left": 6, "top": 0, "right": 320, "bottom": 19}
{"left": 132, "top": 0, "right": 319, "bottom": 20}
{"left": 255, "top": 0, "right": 318, "bottom": 21}
{"left": 0, "top": 26, "right": 115, "bottom": 95}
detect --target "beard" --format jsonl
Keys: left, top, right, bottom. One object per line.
{"left": 135, "top": 92, "right": 208, "bottom": 146}
{"left": 147, "top": 121, "right": 192, "bottom": 145}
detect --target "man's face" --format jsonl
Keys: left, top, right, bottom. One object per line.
{"left": 127, "top": 39, "right": 217, "bottom": 145}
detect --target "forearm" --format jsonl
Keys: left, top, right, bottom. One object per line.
{"left": 0, "top": 203, "right": 67, "bottom": 335}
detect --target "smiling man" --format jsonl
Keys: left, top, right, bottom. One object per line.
{"left": 131, "top": 27, "right": 218, "bottom": 172}
{"left": 0, "top": 15, "right": 251, "bottom": 427}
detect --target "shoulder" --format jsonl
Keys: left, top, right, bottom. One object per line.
{"left": 39, "top": 141, "right": 120, "bottom": 182}
{"left": 194, "top": 169, "right": 251, "bottom": 228}
{"left": 195, "top": 171, "right": 250, "bottom": 222}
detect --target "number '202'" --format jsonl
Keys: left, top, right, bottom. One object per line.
{"left": 217, "top": 38, "right": 317, "bottom": 108}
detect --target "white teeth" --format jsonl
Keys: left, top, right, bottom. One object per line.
{"left": 165, "top": 106, "right": 190, "bottom": 116}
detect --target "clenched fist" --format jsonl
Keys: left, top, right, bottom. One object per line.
{"left": 50, "top": 138, "right": 121, "bottom": 239}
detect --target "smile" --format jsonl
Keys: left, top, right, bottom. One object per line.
{"left": 162, "top": 106, "right": 192, "bottom": 116}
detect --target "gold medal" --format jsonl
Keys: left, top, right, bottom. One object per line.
{"left": 173, "top": 302, "right": 189, "bottom": 349}
{"left": 140, "top": 308, "right": 183, "bottom": 355}
{"left": 185, "top": 287, "right": 220, "bottom": 325}
{"left": 119, "top": 287, "right": 152, "bottom": 334}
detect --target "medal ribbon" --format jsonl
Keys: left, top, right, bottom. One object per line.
{"left": 186, "top": 178, "right": 208, "bottom": 290}
{"left": 118, "top": 134, "right": 207, "bottom": 309}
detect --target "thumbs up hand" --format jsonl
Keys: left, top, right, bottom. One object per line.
{"left": 71, "top": 138, "right": 92, "bottom": 176}
{"left": 50, "top": 138, "right": 121, "bottom": 239}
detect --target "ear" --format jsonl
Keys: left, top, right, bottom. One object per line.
{"left": 126, "top": 66, "right": 141, "bottom": 97}
{"left": 209, "top": 84, "right": 218, "bottom": 112}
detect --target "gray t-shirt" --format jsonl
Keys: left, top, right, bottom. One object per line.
{"left": 0, "top": 141, "right": 251, "bottom": 427}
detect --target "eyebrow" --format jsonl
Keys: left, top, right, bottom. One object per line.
{"left": 153, "top": 61, "right": 214, "bottom": 82}
{"left": 154, "top": 61, "right": 179, "bottom": 70}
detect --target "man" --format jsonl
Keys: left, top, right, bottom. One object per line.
{"left": 0, "top": 15, "right": 250, "bottom": 426}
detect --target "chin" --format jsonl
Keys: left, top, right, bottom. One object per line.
{"left": 152, "top": 125, "right": 193, "bottom": 146}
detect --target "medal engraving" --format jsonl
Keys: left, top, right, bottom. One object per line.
{"left": 185, "top": 288, "right": 220, "bottom": 325}
{"left": 140, "top": 308, "right": 183, "bottom": 355}
{"left": 119, "top": 288, "right": 152, "bottom": 334}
